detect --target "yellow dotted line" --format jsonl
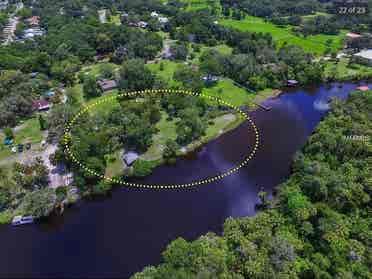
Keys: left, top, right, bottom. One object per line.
{"left": 63, "top": 89, "right": 260, "bottom": 189}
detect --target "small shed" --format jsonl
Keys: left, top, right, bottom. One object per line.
{"left": 123, "top": 152, "right": 139, "bottom": 166}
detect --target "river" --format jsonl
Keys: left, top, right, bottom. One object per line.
{"left": 0, "top": 81, "right": 370, "bottom": 278}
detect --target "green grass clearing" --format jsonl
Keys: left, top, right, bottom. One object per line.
{"left": 80, "top": 62, "right": 119, "bottom": 78}
{"left": 147, "top": 60, "right": 183, "bottom": 87}
{"left": 324, "top": 58, "right": 372, "bottom": 80}
{"left": 221, "top": 16, "right": 346, "bottom": 55}
{"left": 202, "top": 79, "right": 256, "bottom": 107}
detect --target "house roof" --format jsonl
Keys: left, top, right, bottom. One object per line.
{"left": 32, "top": 99, "right": 50, "bottom": 110}
{"left": 346, "top": 32, "right": 362, "bottom": 39}
{"left": 26, "top": 16, "right": 40, "bottom": 26}
{"left": 123, "top": 152, "right": 139, "bottom": 165}
{"left": 97, "top": 79, "right": 118, "bottom": 91}
{"left": 354, "top": 49, "right": 372, "bottom": 60}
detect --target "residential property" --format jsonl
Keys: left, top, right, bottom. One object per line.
{"left": 202, "top": 74, "right": 219, "bottom": 85}
{"left": 97, "top": 79, "right": 118, "bottom": 92}
{"left": 353, "top": 49, "right": 372, "bottom": 66}
{"left": 123, "top": 151, "right": 139, "bottom": 166}
{"left": 25, "top": 16, "right": 40, "bottom": 26}
{"left": 32, "top": 99, "right": 51, "bottom": 111}
{"left": 346, "top": 32, "right": 362, "bottom": 39}
{"left": 150, "top": 11, "right": 168, "bottom": 25}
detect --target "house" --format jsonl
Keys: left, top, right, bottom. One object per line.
{"left": 23, "top": 27, "right": 44, "bottom": 39}
{"left": 202, "top": 74, "right": 218, "bottom": 82}
{"left": 32, "top": 99, "right": 50, "bottom": 111}
{"left": 353, "top": 49, "right": 372, "bottom": 66}
{"left": 97, "top": 79, "right": 118, "bottom": 92}
{"left": 123, "top": 151, "right": 139, "bottom": 166}
{"left": 137, "top": 21, "right": 148, "bottom": 28}
{"left": 287, "top": 79, "right": 299, "bottom": 86}
{"left": 25, "top": 16, "right": 40, "bottom": 26}
{"left": 158, "top": 16, "right": 169, "bottom": 24}
{"left": 346, "top": 32, "right": 362, "bottom": 39}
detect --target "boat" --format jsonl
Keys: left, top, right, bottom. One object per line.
{"left": 11, "top": 215, "right": 34, "bottom": 226}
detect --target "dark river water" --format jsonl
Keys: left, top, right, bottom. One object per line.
{"left": 0, "top": 81, "right": 370, "bottom": 278}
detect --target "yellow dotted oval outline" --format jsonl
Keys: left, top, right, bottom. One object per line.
{"left": 63, "top": 89, "right": 260, "bottom": 189}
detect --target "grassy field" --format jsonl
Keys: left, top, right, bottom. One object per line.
{"left": 324, "top": 58, "right": 372, "bottom": 80}
{"left": 80, "top": 62, "right": 119, "bottom": 78}
{"left": 221, "top": 16, "right": 346, "bottom": 55}
{"left": 147, "top": 60, "right": 183, "bottom": 87}
{"left": 182, "top": 0, "right": 221, "bottom": 11}
{"left": 202, "top": 79, "right": 256, "bottom": 107}
{"left": 0, "top": 117, "right": 44, "bottom": 161}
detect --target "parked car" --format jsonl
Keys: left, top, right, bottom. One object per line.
{"left": 17, "top": 144, "right": 23, "bottom": 153}
{"left": 25, "top": 142, "right": 31, "bottom": 150}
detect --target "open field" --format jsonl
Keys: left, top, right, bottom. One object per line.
{"left": 324, "top": 58, "right": 372, "bottom": 80}
{"left": 221, "top": 16, "right": 346, "bottom": 55}
{"left": 181, "top": 0, "right": 221, "bottom": 11}
{"left": 202, "top": 78, "right": 255, "bottom": 107}
{"left": 147, "top": 60, "right": 183, "bottom": 87}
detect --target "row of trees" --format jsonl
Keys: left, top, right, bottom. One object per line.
{"left": 133, "top": 90, "right": 372, "bottom": 279}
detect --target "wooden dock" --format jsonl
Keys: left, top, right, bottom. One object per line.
{"left": 255, "top": 103, "right": 272, "bottom": 111}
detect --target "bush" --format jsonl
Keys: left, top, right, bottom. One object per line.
{"left": 132, "top": 160, "right": 155, "bottom": 177}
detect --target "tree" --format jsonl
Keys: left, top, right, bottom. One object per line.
{"left": 38, "top": 114, "right": 47, "bottom": 131}
{"left": 19, "top": 188, "right": 56, "bottom": 218}
{"left": 173, "top": 66, "right": 204, "bottom": 93}
{"left": 132, "top": 160, "right": 154, "bottom": 177}
{"left": 13, "top": 158, "right": 49, "bottom": 190}
{"left": 3, "top": 127, "right": 13, "bottom": 139}
{"left": 163, "top": 140, "right": 179, "bottom": 164}
{"left": 170, "top": 42, "right": 188, "bottom": 60}
{"left": 118, "top": 59, "right": 155, "bottom": 91}
{"left": 83, "top": 75, "right": 101, "bottom": 99}
{"left": 176, "top": 108, "right": 206, "bottom": 145}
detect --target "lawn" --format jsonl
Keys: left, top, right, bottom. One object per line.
{"left": 80, "top": 62, "right": 119, "bottom": 78}
{"left": 147, "top": 60, "right": 183, "bottom": 87}
{"left": 221, "top": 16, "right": 346, "bottom": 55}
{"left": 324, "top": 58, "right": 372, "bottom": 80}
{"left": 190, "top": 44, "right": 233, "bottom": 64}
{"left": 182, "top": 0, "right": 221, "bottom": 11}
{"left": 109, "top": 14, "right": 121, "bottom": 25}
{"left": 141, "top": 111, "right": 178, "bottom": 161}
{"left": 202, "top": 78, "right": 256, "bottom": 107}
